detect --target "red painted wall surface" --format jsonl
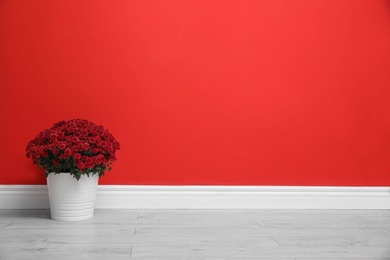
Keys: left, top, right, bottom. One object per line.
{"left": 1, "top": 0, "right": 390, "bottom": 185}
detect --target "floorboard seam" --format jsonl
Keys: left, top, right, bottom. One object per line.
{"left": 254, "top": 220, "right": 262, "bottom": 228}
{"left": 3, "top": 221, "right": 14, "bottom": 229}
{"left": 270, "top": 236, "right": 281, "bottom": 246}
{"left": 352, "top": 213, "right": 370, "bottom": 221}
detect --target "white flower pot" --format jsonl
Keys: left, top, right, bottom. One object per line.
{"left": 47, "top": 173, "right": 99, "bottom": 221}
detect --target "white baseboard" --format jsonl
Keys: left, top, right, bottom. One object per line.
{"left": 0, "top": 185, "right": 389, "bottom": 209}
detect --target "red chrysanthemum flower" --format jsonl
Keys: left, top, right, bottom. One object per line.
{"left": 26, "top": 119, "right": 120, "bottom": 180}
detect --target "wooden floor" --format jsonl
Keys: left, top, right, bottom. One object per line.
{"left": 1, "top": 209, "right": 390, "bottom": 259}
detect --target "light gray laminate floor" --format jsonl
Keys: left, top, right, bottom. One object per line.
{"left": 1, "top": 209, "right": 390, "bottom": 260}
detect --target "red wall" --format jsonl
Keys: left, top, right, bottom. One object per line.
{"left": 1, "top": 0, "right": 390, "bottom": 185}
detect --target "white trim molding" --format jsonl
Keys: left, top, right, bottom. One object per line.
{"left": 0, "top": 185, "right": 390, "bottom": 209}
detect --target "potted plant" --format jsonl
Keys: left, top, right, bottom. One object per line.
{"left": 26, "top": 119, "right": 120, "bottom": 221}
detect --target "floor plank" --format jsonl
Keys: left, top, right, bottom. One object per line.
{"left": 0, "top": 246, "right": 131, "bottom": 260}
{"left": 1, "top": 209, "right": 390, "bottom": 259}
{"left": 128, "top": 235, "right": 279, "bottom": 247}
{"left": 273, "top": 235, "right": 390, "bottom": 247}
{"left": 130, "top": 245, "right": 390, "bottom": 258}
